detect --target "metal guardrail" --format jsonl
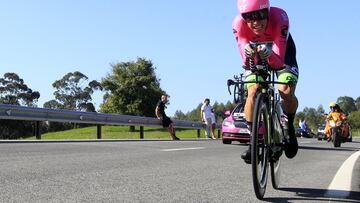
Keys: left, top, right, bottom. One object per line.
{"left": 0, "top": 104, "right": 220, "bottom": 139}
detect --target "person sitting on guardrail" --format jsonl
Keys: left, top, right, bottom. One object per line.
{"left": 155, "top": 95, "right": 180, "bottom": 140}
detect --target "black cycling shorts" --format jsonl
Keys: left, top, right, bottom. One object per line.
{"left": 161, "top": 116, "right": 173, "bottom": 128}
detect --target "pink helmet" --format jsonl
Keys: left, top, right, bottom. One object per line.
{"left": 237, "top": 0, "right": 270, "bottom": 14}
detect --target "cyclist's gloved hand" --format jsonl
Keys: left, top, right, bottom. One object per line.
{"left": 257, "top": 44, "right": 272, "bottom": 60}
{"left": 244, "top": 43, "right": 255, "bottom": 58}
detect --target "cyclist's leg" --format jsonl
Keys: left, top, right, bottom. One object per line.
{"left": 277, "top": 33, "right": 300, "bottom": 158}
{"left": 277, "top": 67, "right": 299, "bottom": 158}
{"left": 244, "top": 84, "right": 260, "bottom": 124}
{"left": 278, "top": 84, "right": 298, "bottom": 115}
{"left": 244, "top": 71, "right": 265, "bottom": 124}
{"left": 241, "top": 71, "right": 265, "bottom": 163}
{"left": 279, "top": 33, "right": 299, "bottom": 116}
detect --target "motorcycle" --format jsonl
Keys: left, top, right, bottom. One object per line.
{"left": 328, "top": 117, "right": 347, "bottom": 147}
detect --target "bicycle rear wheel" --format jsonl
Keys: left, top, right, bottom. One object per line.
{"left": 270, "top": 158, "right": 281, "bottom": 189}
{"left": 271, "top": 109, "right": 283, "bottom": 189}
{"left": 251, "top": 92, "right": 270, "bottom": 200}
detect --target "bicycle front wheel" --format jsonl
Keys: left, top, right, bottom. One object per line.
{"left": 251, "top": 92, "right": 270, "bottom": 200}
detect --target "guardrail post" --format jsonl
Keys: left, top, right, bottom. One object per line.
{"left": 197, "top": 129, "right": 200, "bottom": 138}
{"left": 140, "top": 126, "right": 144, "bottom": 139}
{"left": 129, "top": 126, "right": 135, "bottom": 132}
{"left": 97, "top": 125, "right": 102, "bottom": 139}
{"left": 35, "top": 121, "right": 41, "bottom": 140}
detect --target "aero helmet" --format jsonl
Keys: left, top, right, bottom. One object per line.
{"left": 237, "top": 0, "right": 270, "bottom": 14}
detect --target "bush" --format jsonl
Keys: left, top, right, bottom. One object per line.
{"left": 348, "top": 110, "right": 360, "bottom": 130}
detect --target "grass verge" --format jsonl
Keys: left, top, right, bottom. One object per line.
{"left": 24, "top": 125, "right": 213, "bottom": 140}
{"left": 352, "top": 129, "right": 360, "bottom": 137}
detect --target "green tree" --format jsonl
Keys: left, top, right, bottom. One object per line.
{"left": 0, "top": 72, "right": 40, "bottom": 139}
{"left": 174, "top": 110, "right": 186, "bottom": 120}
{"left": 173, "top": 100, "right": 236, "bottom": 123}
{"left": 297, "top": 105, "right": 325, "bottom": 132}
{"left": 186, "top": 103, "right": 202, "bottom": 121}
{"left": 295, "top": 111, "right": 306, "bottom": 127}
{"left": 316, "top": 105, "right": 325, "bottom": 117}
{"left": 348, "top": 110, "right": 360, "bottom": 129}
{"left": 44, "top": 71, "right": 102, "bottom": 112}
{"left": 0, "top": 72, "right": 40, "bottom": 106}
{"left": 337, "top": 96, "right": 356, "bottom": 115}
{"left": 100, "top": 57, "right": 165, "bottom": 116}
{"left": 213, "top": 101, "right": 237, "bottom": 122}
{"left": 212, "top": 101, "right": 223, "bottom": 123}
{"left": 355, "top": 96, "right": 360, "bottom": 110}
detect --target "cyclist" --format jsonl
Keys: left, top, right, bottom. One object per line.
{"left": 232, "top": 0, "right": 299, "bottom": 163}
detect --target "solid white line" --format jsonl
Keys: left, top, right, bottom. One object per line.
{"left": 161, "top": 147, "right": 205, "bottom": 152}
{"left": 298, "top": 141, "right": 312, "bottom": 144}
{"left": 325, "top": 150, "right": 360, "bottom": 198}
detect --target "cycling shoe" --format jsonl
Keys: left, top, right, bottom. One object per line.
{"left": 284, "top": 124, "right": 298, "bottom": 159}
{"left": 241, "top": 148, "right": 251, "bottom": 164}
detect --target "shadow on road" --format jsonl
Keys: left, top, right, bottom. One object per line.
{"left": 263, "top": 187, "right": 360, "bottom": 202}
{"left": 299, "top": 145, "right": 360, "bottom": 152}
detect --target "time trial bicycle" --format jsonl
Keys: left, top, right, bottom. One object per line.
{"left": 229, "top": 41, "right": 290, "bottom": 199}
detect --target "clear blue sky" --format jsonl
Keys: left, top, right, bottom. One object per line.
{"left": 1, "top": 1, "right": 359, "bottom": 116}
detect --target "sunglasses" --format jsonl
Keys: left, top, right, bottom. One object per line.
{"left": 242, "top": 8, "right": 269, "bottom": 22}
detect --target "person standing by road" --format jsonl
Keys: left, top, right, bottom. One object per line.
{"left": 210, "top": 108, "right": 217, "bottom": 139}
{"left": 200, "top": 98, "right": 213, "bottom": 139}
{"left": 155, "top": 95, "right": 180, "bottom": 140}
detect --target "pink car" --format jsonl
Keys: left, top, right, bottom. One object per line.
{"left": 222, "top": 103, "right": 264, "bottom": 144}
{"left": 221, "top": 104, "right": 250, "bottom": 144}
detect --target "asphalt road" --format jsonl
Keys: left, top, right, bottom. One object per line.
{"left": 0, "top": 138, "right": 359, "bottom": 202}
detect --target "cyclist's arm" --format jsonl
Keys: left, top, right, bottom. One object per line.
{"left": 267, "top": 9, "right": 289, "bottom": 69}
{"left": 232, "top": 15, "right": 250, "bottom": 69}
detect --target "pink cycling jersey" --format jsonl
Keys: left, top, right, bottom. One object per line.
{"left": 233, "top": 7, "right": 289, "bottom": 70}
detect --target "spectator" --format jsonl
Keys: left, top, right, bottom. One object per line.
{"left": 200, "top": 98, "right": 212, "bottom": 139}
{"left": 210, "top": 108, "right": 217, "bottom": 139}
{"left": 299, "top": 119, "right": 307, "bottom": 131}
{"left": 155, "top": 95, "right": 180, "bottom": 140}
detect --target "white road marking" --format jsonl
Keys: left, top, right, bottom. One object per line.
{"left": 325, "top": 150, "right": 360, "bottom": 198}
{"left": 161, "top": 147, "right": 205, "bottom": 152}
{"left": 298, "top": 141, "right": 312, "bottom": 144}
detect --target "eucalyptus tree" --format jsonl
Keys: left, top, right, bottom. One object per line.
{"left": 44, "top": 71, "right": 102, "bottom": 112}
{"left": 0, "top": 72, "right": 40, "bottom": 106}
{"left": 336, "top": 96, "right": 357, "bottom": 115}
{"left": 0, "top": 72, "right": 40, "bottom": 139}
